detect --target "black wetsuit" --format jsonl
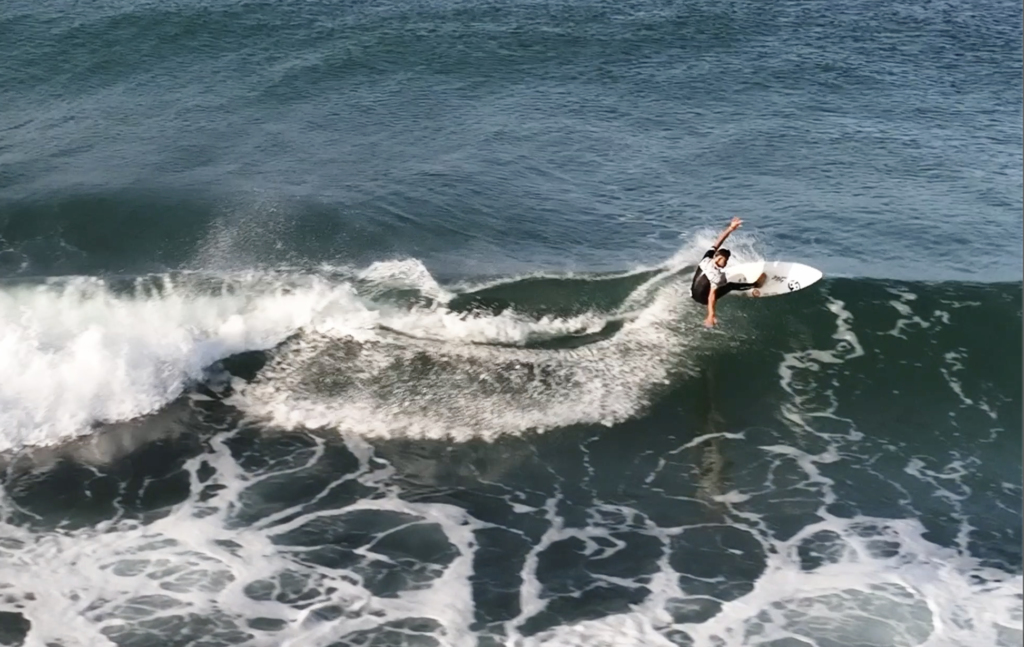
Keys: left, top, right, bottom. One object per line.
{"left": 690, "top": 248, "right": 759, "bottom": 305}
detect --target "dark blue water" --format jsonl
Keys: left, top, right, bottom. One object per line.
{"left": 0, "top": 0, "right": 1020, "bottom": 645}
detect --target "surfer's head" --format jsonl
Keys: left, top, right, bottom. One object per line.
{"left": 713, "top": 248, "right": 731, "bottom": 267}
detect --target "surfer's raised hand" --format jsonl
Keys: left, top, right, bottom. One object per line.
{"left": 713, "top": 216, "right": 743, "bottom": 250}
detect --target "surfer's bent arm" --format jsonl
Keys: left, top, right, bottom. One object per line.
{"left": 711, "top": 217, "right": 743, "bottom": 251}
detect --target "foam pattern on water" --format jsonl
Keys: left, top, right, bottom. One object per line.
{"left": 227, "top": 291, "right": 689, "bottom": 440}
{"left": 0, "top": 257, "right": 1019, "bottom": 647}
{"left": 223, "top": 230, "right": 764, "bottom": 440}
{"left": 225, "top": 254, "right": 719, "bottom": 440}
{"left": 0, "top": 255, "right": 680, "bottom": 451}
{"left": 1, "top": 397, "right": 1017, "bottom": 647}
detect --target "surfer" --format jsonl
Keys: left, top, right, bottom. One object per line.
{"left": 690, "top": 217, "right": 766, "bottom": 327}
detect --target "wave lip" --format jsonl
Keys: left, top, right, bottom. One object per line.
{"left": 0, "top": 273, "right": 356, "bottom": 452}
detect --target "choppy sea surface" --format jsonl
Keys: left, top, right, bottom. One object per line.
{"left": 0, "top": 0, "right": 1021, "bottom": 645}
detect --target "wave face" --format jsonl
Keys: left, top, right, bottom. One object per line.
{"left": 0, "top": 257, "right": 1020, "bottom": 646}
{"left": 0, "top": 246, "right": 716, "bottom": 450}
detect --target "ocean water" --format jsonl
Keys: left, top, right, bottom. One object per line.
{"left": 0, "top": 0, "right": 1021, "bottom": 645}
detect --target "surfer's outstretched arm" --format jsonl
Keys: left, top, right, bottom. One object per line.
{"left": 711, "top": 217, "right": 742, "bottom": 250}
{"left": 704, "top": 288, "right": 718, "bottom": 327}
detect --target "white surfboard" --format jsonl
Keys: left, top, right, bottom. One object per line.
{"left": 724, "top": 261, "right": 823, "bottom": 297}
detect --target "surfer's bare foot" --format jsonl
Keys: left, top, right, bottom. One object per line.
{"left": 754, "top": 272, "right": 767, "bottom": 288}
{"left": 704, "top": 315, "right": 717, "bottom": 327}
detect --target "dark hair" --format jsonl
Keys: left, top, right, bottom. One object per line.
{"left": 715, "top": 248, "right": 731, "bottom": 259}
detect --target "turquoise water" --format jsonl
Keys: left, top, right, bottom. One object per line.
{"left": 0, "top": 0, "right": 1020, "bottom": 645}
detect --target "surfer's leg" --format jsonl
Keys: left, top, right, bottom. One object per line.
{"left": 714, "top": 273, "right": 767, "bottom": 298}
{"left": 715, "top": 281, "right": 753, "bottom": 298}
{"left": 691, "top": 275, "right": 710, "bottom": 305}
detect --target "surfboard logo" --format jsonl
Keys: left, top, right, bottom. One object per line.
{"left": 787, "top": 280, "right": 801, "bottom": 291}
